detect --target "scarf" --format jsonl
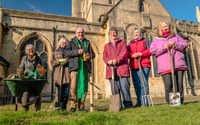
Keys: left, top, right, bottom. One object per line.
{"left": 133, "top": 36, "right": 142, "bottom": 42}
{"left": 162, "top": 30, "right": 171, "bottom": 38}
{"left": 58, "top": 47, "right": 66, "bottom": 55}
{"left": 75, "top": 38, "right": 87, "bottom": 53}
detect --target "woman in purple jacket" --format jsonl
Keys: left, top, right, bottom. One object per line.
{"left": 150, "top": 21, "right": 188, "bottom": 104}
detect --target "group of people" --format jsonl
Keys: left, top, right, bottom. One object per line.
{"left": 103, "top": 21, "right": 187, "bottom": 109}
{"left": 18, "top": 21, "right": 188, "bottom": 112}
{"left": 19, "top": 28, "right": 94, "bottom": 112}
{"left": 51, "top": 28, "right": 94, "bottom": 112}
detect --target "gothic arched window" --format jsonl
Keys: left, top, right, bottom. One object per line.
{"left": 139, "top": 0, "right": 145, "bottom": 12}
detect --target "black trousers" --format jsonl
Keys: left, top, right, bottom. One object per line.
{"left": 55, "top": 84, "right": 69, "bottom": 110}
{"left": 161, "top": 70, "right": 185, "bottom": 104}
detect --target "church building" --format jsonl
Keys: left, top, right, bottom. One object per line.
{"left": 0, "top": 0, "right": 199, "bottom": 102}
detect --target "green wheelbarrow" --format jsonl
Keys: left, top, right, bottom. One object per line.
{"left": 4, "top": 78, "right": 47, "bottom": 111}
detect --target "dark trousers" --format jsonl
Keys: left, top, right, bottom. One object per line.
{"left": 56, "top": 84, "right": 69, "bottom": 110}
{"left": 21, "top": 91, "right": 41, "bottom": 111}
{"left": 161, "top": 70, "right": 185, "bottom": 104}
{"left": 109, "top": 77, "right": 133, "bottom": 109}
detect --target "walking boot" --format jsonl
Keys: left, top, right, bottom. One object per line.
{"left": 70, "top": 108, "right": 76, "bottom": 113}
{"left": 54, "top": 102, "right": 61, "bottom": 111}
{"left": 61, "top": 100, "right": 68, "bottom": 111}
{"left": 23, "top": 106, "right": 29, "bottom": 111}
{"left": 78, "top": 99, "right": 87, "bottom": 112}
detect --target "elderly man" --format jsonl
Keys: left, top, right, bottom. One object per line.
{"left": 65, "top": 28, "right": 95, "bottom": 112}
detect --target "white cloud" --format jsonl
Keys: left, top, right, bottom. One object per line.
{"left": 25, "top": 2, "right": 43, "bottom": 13}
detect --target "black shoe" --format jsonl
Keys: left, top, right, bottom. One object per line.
{"left": 54, "top": 107, "right": 61, "bottom": 111}
{"left": 23, "top": 106, "right": 29, "bottom": 111}
{"left": 79, "top": 108, "right": 88, "bottom": 112}
{"left": 133, "top": 103, "right": 141, "bottom": 108}
{"left": 70, "top": 108, "right": 76, "bottom": 113}
{"left": 61, "top": 101, "right": 67, "bottom": 111}
{"left": 124, "top": 106, "right": 133, "bottom": 109}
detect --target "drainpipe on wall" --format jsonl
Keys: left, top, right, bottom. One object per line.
{"left": 51, "top": 25, "right": 57, "bottom": 101}
{"left": 52, "top": 25, "right": 57, "bottom": 51}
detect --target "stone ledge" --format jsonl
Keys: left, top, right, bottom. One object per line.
{"left": 3, "top": 9, "right": 87, "bottom": 24}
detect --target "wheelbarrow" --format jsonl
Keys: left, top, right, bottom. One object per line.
{"left": 4, "top": 78, "right": 47, "bottom": 111}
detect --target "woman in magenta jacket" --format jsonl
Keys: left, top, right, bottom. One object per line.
{"left": 127, "top": 28, "right": 151, "bottom": 107}
{"left": 150, "top": 21, "right": 188, "bottom": 104}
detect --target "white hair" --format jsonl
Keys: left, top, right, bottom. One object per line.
{"left": 25, "top": 44, "right": 36, "bottom": 54}
{"left": 57, "top": 36, "right": 68, "bottom": 49}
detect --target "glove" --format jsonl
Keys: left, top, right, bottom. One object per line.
{"left": 17, "top": 68, "right": 24, "bottom": 79}
{"left": 59, "top": 58, "right": 67, "bottom": 65}
{"left": 83, "top": 53, "right": 90, "bottom": 61}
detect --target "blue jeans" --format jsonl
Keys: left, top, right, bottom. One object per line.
{"left": 131, "top": 68, "right": 150, "bottom": 106}
{"left": 109, "top": 77, "right": 133, "bottom": 109}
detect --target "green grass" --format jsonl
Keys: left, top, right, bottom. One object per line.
{"left": 0, "top": 100, "right": 200, "bottom": 125}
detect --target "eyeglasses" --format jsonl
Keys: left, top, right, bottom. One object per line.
{"left": 76, "top": 32, "right": 84, "bottom": 34}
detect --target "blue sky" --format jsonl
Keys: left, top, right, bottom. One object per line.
{"left": 0, "top": 0, "right": 72, "bottom": 16}
{"left": 0, "top": 0, "right": 200, "bottom": 23}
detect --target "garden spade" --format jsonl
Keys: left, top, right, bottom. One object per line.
{"left": 167, "top": 46, "right": 181, "bottom": 106}
{"left": 109, "top": 66, "right": 121, "bottom": 112}
{"left": 137, "top": 57, "right": 153, "bottom": 107}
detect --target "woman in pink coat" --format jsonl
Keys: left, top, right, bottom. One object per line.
{"left": 150, "top": 21, "right": 188, "bottom": 104}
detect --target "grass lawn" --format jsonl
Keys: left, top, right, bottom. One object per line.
{"left": 0, "top": 98, "right": 200, "bottom": 125}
